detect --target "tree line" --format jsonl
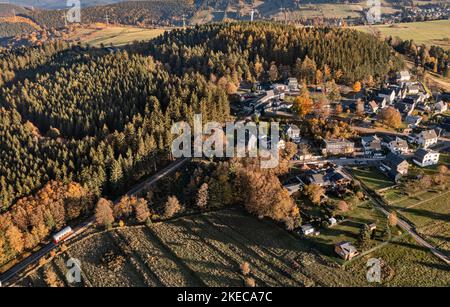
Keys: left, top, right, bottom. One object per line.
{"left": 144, "top": 22, "right": 403, "bottom": 85}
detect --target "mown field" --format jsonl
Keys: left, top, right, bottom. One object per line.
{"left": 345, "top": 235, "right": 450, "bottom": 286}
{"left": 68, "top": 25, "right": 168, "bottom": 47}
{"left": 350, "top": 167, "right": 395, "bottom": 191}
{"left": 16, "top": 209, "right": 363, "bottom": 287}
{"left": 356, "top": 20, "right": 450, "bottom": 49}
{"left": 307, "top": 200, "right": 389, "bottom": 262}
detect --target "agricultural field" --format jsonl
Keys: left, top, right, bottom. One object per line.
{"left": 15, "top": 209, "right": 364, "bottom": 287}
{"left": 382, "top": 188, "right": 449, "bottom": 255}
{"left": 15, "top": 208, "right": 449, "bottom": 287}
{"left": 399, "top": 192, "right": 449, "bottom": 229}
{"left": 356, "top": 20, "right": 450, "bottom": 49}
{"left": 67, "top": 25, "right": 168, "bottom": 47}
{"left": 345, "top": 235, "right": 450, "bottom": 286}
{"left": 306, "top": 201, "right": 389, "bottom": 262}
{"left": 350, "top": 167, "right": 395, "bottom": 191}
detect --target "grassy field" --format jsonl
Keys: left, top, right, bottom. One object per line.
{"left": 307, "top": 201, "right": 389, "bottom": 261}
{"left": 399, "top": 192, "right": 449, "bottom": 229}
{"left": 350, "top": 167, "right": 395, "bottom": 191}
{"left": 345, "top": 235, "right": 450, "bottom": 286}
{"left": 383, "top": 188, "right": 450, "bottom": 255}
{"left": 356, "top": 20, "right": 450, "bottom": 49}
{"left": 16, "top": 209, "right": 364, "bottom": 287}
{"left": 16, "top": 207, "right": 449, "bottom": 287}
{"left": 68, "top": 25, "right": 169, "bottom": 47}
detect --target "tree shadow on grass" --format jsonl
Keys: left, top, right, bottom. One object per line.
{"left": 414, "top": 260, "right": 450, "bottom": 273}
{"left": 389, "top": 239, "right": 429, "bottom": 253}
{"left": 390, "top": 205, "right": 450, "bottom": 224}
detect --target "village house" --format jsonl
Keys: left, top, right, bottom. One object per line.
{"left": 413, "top": 149, "right": 440, "bottom": 167}
{"left": 286, "top": 77, "right": 300, "bottom": 92}
{"left": 434, "top": 100, "right": 448, "bottom": 114}
{"left": 380, "top": 152, "right": 409, "bottom": 182}
{"left": 335, "top": 242, "right": 359, "bottom": 260}
{"left": 299, "top": 224, "right": 315, "bottom": 236}
{"left": 322, "top": 139, "right": 355, "bottom": 156}
{"left": 284, "top": 175, "right": 305, "bottom": 195}
{"left": 368, "top": 223, "right": 377, "bottom": 232}
{"left": 394, "top": 100, "right": 416, "bottom": 117}
{"left": 396, "top": 70, "right": 411, "bottom": 83}
{"left": 304, "top": 167, "right": 352, "bottom": 190}
{"left": 273, "top": 84, "right": 289, "bottom": 94}
{"left": 361, "top": 135, "right": 382, "bottom": 156}
{"left": 378, "top": 88, "right": 396, "bottom": 104}
{"left": 373, "top": 96, "right": 388, "bottom": 109}
{"left": 416, "top": 129, "right": 438, "bottom": 148}
{"left": 405, "top": 115, "right": 423, "bottom": 128}
{"left": 284, "top": 124, "right": 301, "bottom": 143}
{"left": 328, "top": 217, "right": 338, "bottom": 227}
{"left": 387, "top": 137, "right": 409, "bottom": 155}
{"left": 367, "top": 100, "right": 379, "bottom": 114}
{"left": 406, "top": 83, "right": 421, "bottom": 95}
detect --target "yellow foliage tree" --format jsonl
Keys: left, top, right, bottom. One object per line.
{"left": 293, "top": 87, "right": 313, "bottom": 118}
{"left": 353, "top": 81, "right": 362, "bottom": 93}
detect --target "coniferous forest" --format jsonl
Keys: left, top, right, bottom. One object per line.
{"left": 0, "top": 22, "right": 403, "bottom": 263}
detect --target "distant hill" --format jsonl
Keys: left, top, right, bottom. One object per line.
{"left": 25, "top": 0, "right": 195, "bottom": 28}
{"left": 6, "top": 0, "right": 125, "bottom": 9}
{"left": 0, "top": 3, "right": 31, "bottom": 16}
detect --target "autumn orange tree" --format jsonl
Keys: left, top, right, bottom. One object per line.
{"left": 134, "top": 198, "right": 151, "bottom": 223}
{"left": 378, "top": 107, "right": 402, "bottom": 129}
{"left": 239, "top": 169, "right": 300, "bottom": 230}
{"left": 293, "top": 86, "right": 313, "bottom": 118}
{"left": 95, "top": 198, "right": 115, "bottom": 229}
{"left": 304, "top": 184, "right": 325, "bottom": 205}
{"left": 0, "top": 181, "right": 93, "bottom": 265}
{"left": 352, "top": 81, "right": 362, "bottom": 93}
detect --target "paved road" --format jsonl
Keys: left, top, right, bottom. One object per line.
{"left": 0, "top": 158, "right": 189, "bottom": 287}
{"left": 345, "top": 168, "right": 450, "bottom": 265}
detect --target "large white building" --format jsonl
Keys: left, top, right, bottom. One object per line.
{"left": 397, "top": 70, "right": 411, "bottom": 83}
{"left": 416, "top": 130, "right": 438, "bottom": 148}
{"left": 413, "top": 149, "right": 440, "bottom": 167}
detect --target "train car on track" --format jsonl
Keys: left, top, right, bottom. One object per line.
{"left": 52, "top": 226, "right": 74, "bottom": 244}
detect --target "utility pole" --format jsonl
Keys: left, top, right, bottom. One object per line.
{"left": 182, "top": 14, "right": 186, "bottom": 28}
{"left": 250, "top": 8, "right": 255, "bottom": 22}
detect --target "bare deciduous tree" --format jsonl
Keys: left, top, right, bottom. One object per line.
{"left": 95, "top": 198, "right": 114, "bottom": 228}
{"left": 163, "top": 196, "right": 182, "bottom": 219}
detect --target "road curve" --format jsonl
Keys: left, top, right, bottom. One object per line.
{"left": 351, "top": 170, "right": 450, "bottom": 266}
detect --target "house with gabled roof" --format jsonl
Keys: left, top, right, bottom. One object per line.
{"left": 378, "top": 88, "right": 396, "bottom": 104}
{"left": 434, "top": 100, "right": 448, "bottom": 114}
{"left": 396, "top": 70, "right": 411, "bottom": 83}
{"left": 335, "top": 242, "right": 359, "bottom": 260}
{"left": 380, "top": 152, "right": 409, "bottom": 182}
{"left": 361, "top": 135, "right": 382, "bottom": 155}
{"left": 387, "top": 137, "right": 409, "bottom": 155}
{"left": 322, "top": 139, "right": 355, "bottom": 156}
{"left": 367, "top": 100, "right": 379, "bottom": 114}
{"left": 416, "top": 129, "right": 438, "bottom": 148}
{"left": 413, "top": 149, "right": 440, "bottom": 167}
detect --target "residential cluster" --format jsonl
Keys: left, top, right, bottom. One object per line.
{"left": 234, "top": 68, "right": 448, "bottom": 261}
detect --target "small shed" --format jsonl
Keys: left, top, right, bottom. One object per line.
{"left": 328, "top": 217, "right": 338, "bottom": 227}
{"left": 300, "top": 224, "right": 315, "bottom": 236}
